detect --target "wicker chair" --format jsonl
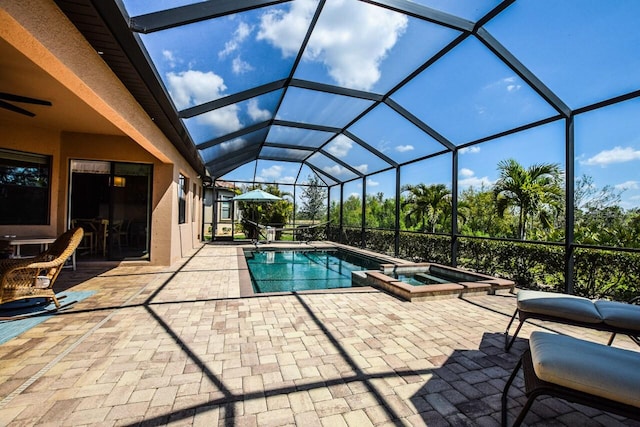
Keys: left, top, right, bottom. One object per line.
{"left": 0, "top": 227, "right": 83, "bottom": 309}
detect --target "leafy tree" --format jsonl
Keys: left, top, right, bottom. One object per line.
{"left": 458, "top": 184, "right": 512, "bottom": 237}
{"left": 572, "top": 175, "right": 640, "bottom": 248}
{"left": 493, "top": 159, "right": 563, "bottom": 240}
{"left": 298, "top": 174, "right": 327, "bottom": 223}
{"left": 574, "top": 174, "right": 622, "bottom": 212}
{"left": 342, "top": 194, "right": 363, "bottom": 227}
{"left": 401, "top": 183, "right": 451, "bottom": 233}
{"left": 366, "top": 192, "right": 396, "bottom": 229}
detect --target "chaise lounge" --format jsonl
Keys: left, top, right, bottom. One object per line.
{"left": 504, "top": 289, "right": 640, "bottom": 351}
{"left": 502, "top": 331, "right": 640, "bottom": 426}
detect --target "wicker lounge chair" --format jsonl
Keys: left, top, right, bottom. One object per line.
{"left": 0, "top": 227, "right": 83, "bottom": 309}
{"left": 502, "top": 331, "right": 640, "bottom": 426}
{"left": 504, "top": 289, "right": 640, "bottom": 351}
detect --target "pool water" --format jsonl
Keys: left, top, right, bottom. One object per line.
{"left": 391, "top": 268, "right": 483, "bottom": 286}
{"left": 245, "top": 249, "right": 380, "bottom": 293}
{"left": 393, "top": 271, "right": 460, "bottom": 286}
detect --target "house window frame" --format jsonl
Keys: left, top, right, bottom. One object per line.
{"left": 178, "top": 174, "right": 187, "bottom": 224}
{"left": 0, "top": 148, "right": 51, "bottom": 225}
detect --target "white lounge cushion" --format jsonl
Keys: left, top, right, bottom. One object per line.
{"left": 517, "top": 290, "right": 602, "bottom": 324}
{"left": 529, "top": 331, "right": 640, "bottom": 408}
{"left": 35, "top": 276, "right": 51, "bottom": 289}
{"left": 594, "top": 300, "right": 640, "bottom": 331}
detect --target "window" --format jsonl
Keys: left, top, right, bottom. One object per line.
{"left": 220, "top": 195, "right": 232, "bottom": 220}
{"left": 178, "top": 174, "right": 187, "bottom": 224}
{"left": 0, "top": 148, "right": 51, "bottom": 225}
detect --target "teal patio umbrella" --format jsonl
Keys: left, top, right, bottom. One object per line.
{"left": 232, "top": 189, "right": 282, "bottom": 239}
{"left": 232, "top": 189, "right": 282, "bottom": 202}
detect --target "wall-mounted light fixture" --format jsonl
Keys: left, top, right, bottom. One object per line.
{"left": 113, "top": 176, "right": 126, "bottom": 187}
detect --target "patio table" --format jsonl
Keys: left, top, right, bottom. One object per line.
{"left": 0, "top": 235, "right": 76, "bottom": 270}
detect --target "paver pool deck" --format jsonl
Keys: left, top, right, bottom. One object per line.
{"left": 0, "top": 243, "right": 637, "bottom": 426}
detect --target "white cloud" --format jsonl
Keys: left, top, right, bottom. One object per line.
{"left": 260, "top": 165, "right": 283, "bottom": 179}
{"left": 166, "top": 69, "right": 244, "bottom": 132}
{"left": 219, "top": 22, "right": 253, "bottom": 58}
{"left": 459, "top": 146, "right": 481, "bottom": 154}
{"left": 197, "top": 105, "right": 242, "bottom": 134}
{"left": 232, "top": 56, "right": 254, "bottom": 74}
{"left": 367, "top": 179, "right": 379, "bottom": 186}
{"left": 349, "top": 192, "right": 361, "bottom": 199}
{"left": 217, "top": 137, "right": 248, "bottom": 155}
{"left": 354, "top": 164, "right": 368, "bottom": 174}
{"left": 484, "top": 76, "right": 521, "bottom": 93}
{"left": 457, "top": 168, "right": 493, "bottom": 189}
{"left": 459, "top": 168, "right": 474, "bottom": 178}
{"left": 323, "top": 164, "right": 348, "bottom": 176}
{"left": 162, "top": 50, "right": 179, "bottom": 68}
{"left": 247, "top": 99, "right": 272, "bottom": 121}
{"left": 257, "top": 0, "right": 315, "bottom": 56}
{"left": 459, "top": 175, "right": 493, "bottom": 188}
{"left": 614, "top": 180, "right": 640, "bottom": 190}
{"left": 395, "top": 144, "right": 414, "bottom": 152}
{"left": 258, "top": 0, "right": 407, "bottom": 91}
{"left": 327, "top": 135, "right": 352, "bottom": 157}
{"left": 166, "top": 70, "right": 227, "bottom": 110}
{"left": 280, "top": 176, "right": 296, "bottom": 184}
{"left": 581, "top": 146, "right": 640, "bottom": 166}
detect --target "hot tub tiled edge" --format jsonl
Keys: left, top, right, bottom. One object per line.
{"left": 355, "top": 262, "right": 514, "bottom": 301}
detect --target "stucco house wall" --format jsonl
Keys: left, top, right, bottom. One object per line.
{"left": 0, "top": 0, "right": 204, "bottom": 266}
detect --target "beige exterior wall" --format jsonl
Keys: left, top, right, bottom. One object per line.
{"left": 0, "top": 1, "right": 204, "bottom": 266}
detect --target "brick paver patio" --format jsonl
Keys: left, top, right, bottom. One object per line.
{"left": 0, "top": 243, "right": 637, "bottom": 426}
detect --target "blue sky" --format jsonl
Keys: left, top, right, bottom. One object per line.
{"left": 121, "top": 0, "right": 640, "bottom": 210}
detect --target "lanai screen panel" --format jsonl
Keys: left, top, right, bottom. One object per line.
{"left": 322, "top": 135, "right": 393, "bottom": 177}
{"left": 276, "top": 87, "right": 374, "bottom": 128}
{"left": 391, "top": 37, "right": 558, "bottom": 146}
{"left": 200, "top": 128, "right": 268, "bottom": 167}
{"left": 183, "top": 90, "right": 282, "bottom": 144}
{"left": 259, "top": 146, "right": 311, "bottom": 163}
{"left": 136, "top": 5, "right": 301, "bottom": 107}
{"left": 254, "top": 159, "right": 300, "bottom": 184}
{"left": 306, "top": 151, "right": 359, "bottom": 183}
{"left": 485, "top": 0, "right": 640, "bottom": 109}
{"left": 266, "top": 126, "right": 334, "bottom": 149}
{"left": 407, "top": 0, "right": 503, "bottom": 21}
{"left": 292, "top": 0, "right": 461, "bottom": 94}
{"left": 348, "top": 104, "right": 447, "bottom": 164}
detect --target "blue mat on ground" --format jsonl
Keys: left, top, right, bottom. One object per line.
{"left": 0, "top": 290, "right": 96, "bottom": 345}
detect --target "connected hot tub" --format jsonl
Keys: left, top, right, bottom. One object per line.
{"left": 352, "top": 262, "right": 514, "bottom": 301}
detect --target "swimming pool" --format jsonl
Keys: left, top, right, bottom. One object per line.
{"left": 245, "top": 249, "right": 380, "bottom": 293}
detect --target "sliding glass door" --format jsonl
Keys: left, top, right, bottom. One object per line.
{"left": 69, "top": 160, "right": 152, "bottom": 261}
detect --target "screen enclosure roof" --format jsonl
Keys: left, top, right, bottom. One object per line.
{"left": 57, "top": 0, "right": 640, "bottom": 188}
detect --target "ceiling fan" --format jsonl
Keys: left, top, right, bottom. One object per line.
{"left": 0, "top": 92, "right": 52, "bottom": 117}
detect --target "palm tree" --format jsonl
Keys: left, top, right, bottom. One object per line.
{"left": 493, "top": 158, "right": 563, "bottom": 240}
{"left": 402, "top": 183, "right": 451, "bottom": 233}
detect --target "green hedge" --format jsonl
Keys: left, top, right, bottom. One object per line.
{"left": 457, "top": 238, "right": 564, "bottom": 291}
{"left": 326, "top": 228, "right": 639, "bottom": 300}
{"left": 573, "top": 248, "right": 640, "bottom": 300}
